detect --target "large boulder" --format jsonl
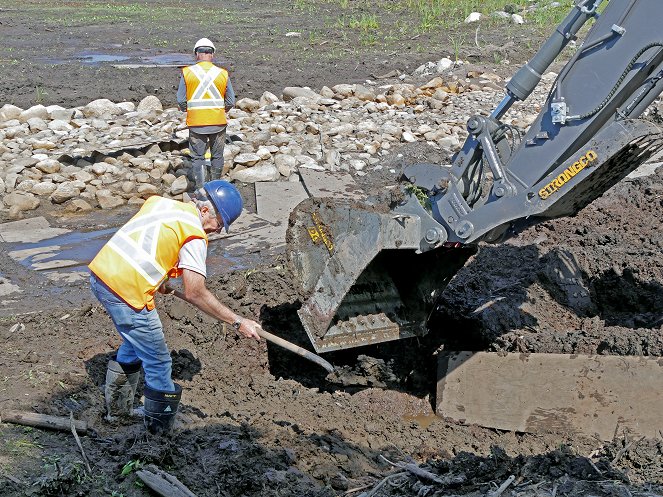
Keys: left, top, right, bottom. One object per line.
{"left": 50, "top": 183, "right": 79, "bottom": 204}
{"left": 230, "top": 164, "right": 280, "bottom": 183}
{"left": 82, "top": 99, "right": 123, "bottom": 118}
{"left": 18, "top": 105, "right": 49, "bottom": 123}
{"left": 4, "top": 191, "right": 40, "bottom": 211}
{"left": 282, "top": 87, "right": 320, "bottom": 102}
{"left": 0, "top": 104, "right": 22, "bottom": 121}
{"left": 136, "top": 95, "right": 163, "bottom": 113}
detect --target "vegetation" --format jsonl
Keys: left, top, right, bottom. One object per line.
{"left": 1, "top": 0, "right": 569, "bottom": 37}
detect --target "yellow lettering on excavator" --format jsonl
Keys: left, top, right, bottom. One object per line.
{"left": 538, "top": 150, "right": 598, "bottom": 200}
{"left": 306, "top": 212, "right": 334, "bottom": 254}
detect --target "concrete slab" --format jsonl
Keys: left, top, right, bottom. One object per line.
{"left": 437, "top": 351, "right": 663, "bottom": 440}
{"left": 299, "top": 168, "right": 366, "bottom": 200}
{"left": 255, "top": 181, "right": 308, "bottom": 223}
{"left": 0, "top": 217, "right": 69, "bottom": 243}
{"left": 211, "top": 211, "right": 285, "bottom": 255}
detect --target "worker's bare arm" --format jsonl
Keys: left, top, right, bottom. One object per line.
{"left": 181, "top": 269, "right": 261, "bottom": 340}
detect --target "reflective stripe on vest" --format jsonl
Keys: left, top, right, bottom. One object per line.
{"left": 88, "top": 197, "right": 207, "bottom": 310}
{"left": 183, "top": 62, "right": 228, "bottom": 126}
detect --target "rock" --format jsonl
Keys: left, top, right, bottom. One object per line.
{"left": 465, "top": 12, "right": 482, "bottom": 23}
{"left": 0, "top": 104, "right": 22, "bottom": 121}
{"left": 256, "top": 147, "right": 273, "bottom": 160}
{"left": 162, "top": 173, "right": 176, "bottom": 187}
{"left": 230, "top": 163, "right": 280, "bottom": 182}
{"left": 35, "top": 159, "right": 61, "bottom": 174}
{"left": 511, "top": 13, "right": 524, "bottom": 24}
{"left": 233, "top": 153, "right": 261, "bottom": 167}
{"left": 438, "top": 135, "right": 461, "bottom": 148}
{"left": 432, "top": 88, "right": 449, "bottom": 101}
{"left": 386, "top": 94, "right": 405, "bottom": 106}
{"left": 282, "top": 87, "right": 320, "bottom": 102}
{"left": 31, "top": 182, "right": 58, "bottom": 196}
{"left": 0, "top": 177, "right": 5, "bottom": 195}
{"left": 259, "top": 91, "right": 279, "bottom": 107}
{"left": 354, "top": 85, "right": 376, "bottom": 101}
{"left": 170, "top": 175, "right": 188, "bottom": 194}
{"left": 413, "top": 62, "right": 436, "bottom": 77}
{"left": 47, "top": 106, "right": 74, "bottom": 121}
{"left": 436, "top": 58, "right": 454, "bottom": 73}
{"left": 18, "top": 105, "right": 49, "bottom": 123}
{"left": 117, "top": 101, "right": 136, "bottom": 113}
{"left": 332, "top": 84, "right": 354, "bottom": 98}
{"left": 73, "top": 170, "right": 94, "bottom": 183}
{"left": 50, "top": 183, "right": 79, "bottom": 204}
{"left": 97, "top": 190, "right": 126, "bottom": 209}
{"left": 137, "top": 95, "right": 163, "bottom": 113}
{"left": 402, "top": 131, "right": 417, "bottom": 143}
{"left": 48, "top": 119, "right": 74, "bottom": 131}
{"left": 275, "top": 154, "right": 297, "bottom": 176}
{"left": 236, "top": 98, "right": 261, "bottom": 112}
{"left": 4, "top": 191, "right": 40, "bottom": 211}
{"left": 137, "top": 184, "right": 159, "bottom": 197}
{"left": 82, "top": 99, "right": 123, "bottom": 118}
{"left": 65, "top": 199, "right": 93, "bottom": 213}
{"left": 91, "top": 163, "right": 107, "bottom": 175}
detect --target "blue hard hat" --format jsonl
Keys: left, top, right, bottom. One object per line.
{"left": 203, "top": 180, "right": 243, "bottom": 232}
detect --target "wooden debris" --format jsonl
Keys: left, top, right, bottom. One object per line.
{"left": 136, "top": 465, "right": 197, "bottom": 497}
{"left": 489, "top": 475, "right": 515, "bottom": 497}
{"left": 69, "top": 412, "right": 91, "bottom": 474}
{"left": 612, "top": 436, "right": 646, "bottom": 464}
{"left": 0, "top": 473, "right": 23, "bottom": 485}
{"left": 0, "top": 410, "right": 88, "bottom": 434}
{"left": 379, "top": 455, "right": 448, "bottom": 485}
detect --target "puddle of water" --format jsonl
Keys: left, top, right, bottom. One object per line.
{"left": 40, "top": 51, "right": 193, "bottom": 67}
{"left": 141, "top": 53, "right": 191, "bottom": 65}
{"left": 8, "top": 225, "right": 256, "bottom": 274}
{"left": 402, "top": 414, "right": 439, "bottom": 429}
{"left": 80, "top": 54, "right": 130, "bottom": 64}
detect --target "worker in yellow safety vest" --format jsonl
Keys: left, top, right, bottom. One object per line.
{"left": 177, "top": 38, "right": 235, "bottom": 189}
{"left": 89, "top": 180, "right": 261, "bottom": 435}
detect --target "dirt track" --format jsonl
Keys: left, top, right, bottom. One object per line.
{"left": 1, "top": 1, "right": 663, "bottom": 496}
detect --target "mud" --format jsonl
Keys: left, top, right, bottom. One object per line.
{"left": 2, "top": 2, "right": 663, "bottom": 496}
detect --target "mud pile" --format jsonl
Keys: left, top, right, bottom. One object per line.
{"left": 435, "top": 166, "right": 663, "bottom": 356}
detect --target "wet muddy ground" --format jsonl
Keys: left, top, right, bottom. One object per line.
{"left": 2, "top": 1, "right": 663, "bottom": 496}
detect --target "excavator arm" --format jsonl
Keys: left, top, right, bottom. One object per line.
{"left": 287, "top": 0, "right": 663, "bottom": 353}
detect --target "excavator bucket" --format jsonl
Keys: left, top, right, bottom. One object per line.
{"left": 286, "top": 197, "right": 475, "bottom": 353}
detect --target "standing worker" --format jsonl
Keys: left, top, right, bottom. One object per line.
{"left": 89, "top": 180, "right": 262, "bottom": 435}
{"left": 177, "top": 38, "right": 236, "bottom": 188}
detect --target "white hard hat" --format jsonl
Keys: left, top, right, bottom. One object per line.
{"left": 194, "top": 38, "right": 216, "bottom": 52}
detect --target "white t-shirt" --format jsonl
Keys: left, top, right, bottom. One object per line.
{"left": 178, "top": 238, "right": 207, "bottom": 277}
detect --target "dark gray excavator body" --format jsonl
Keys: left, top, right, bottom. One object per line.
{"left": 287, "top": 0, "right": 663, "bottom": 353}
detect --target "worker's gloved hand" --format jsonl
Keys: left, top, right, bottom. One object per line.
{"left": 237, "top": 319, "right": 262, "bottom": 341}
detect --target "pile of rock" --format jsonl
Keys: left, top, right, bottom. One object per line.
{"left": 0, "top": 69, "right": 547, "bottom": 219}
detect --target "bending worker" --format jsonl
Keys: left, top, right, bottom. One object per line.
{"left": 88, "top": 180, "right": 262, "bottom": 435}
{"left": 177, "top": 37, "right": 235, "bottom": 189}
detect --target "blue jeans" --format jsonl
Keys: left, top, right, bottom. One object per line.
{"left": 90, "top": 273, "right": 175, "bottom": 392}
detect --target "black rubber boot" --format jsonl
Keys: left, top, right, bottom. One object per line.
{"left": 192, "top": 162, "right": 206, "bottom": 189}
{"left": 143, "top": 383, "right": 182, "bottom": 435}
{"left": 104, "top": 355, "right": 141, "bottom": 420}
{"left": 209, "top": 165, "right": 223, "bottom": 181}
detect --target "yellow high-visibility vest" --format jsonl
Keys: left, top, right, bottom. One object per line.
{"left": 182, "top": 61, "right": 229, "bottom": 126}
{"left": 89, "top": 196, "right": 208, "bottom": 310}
